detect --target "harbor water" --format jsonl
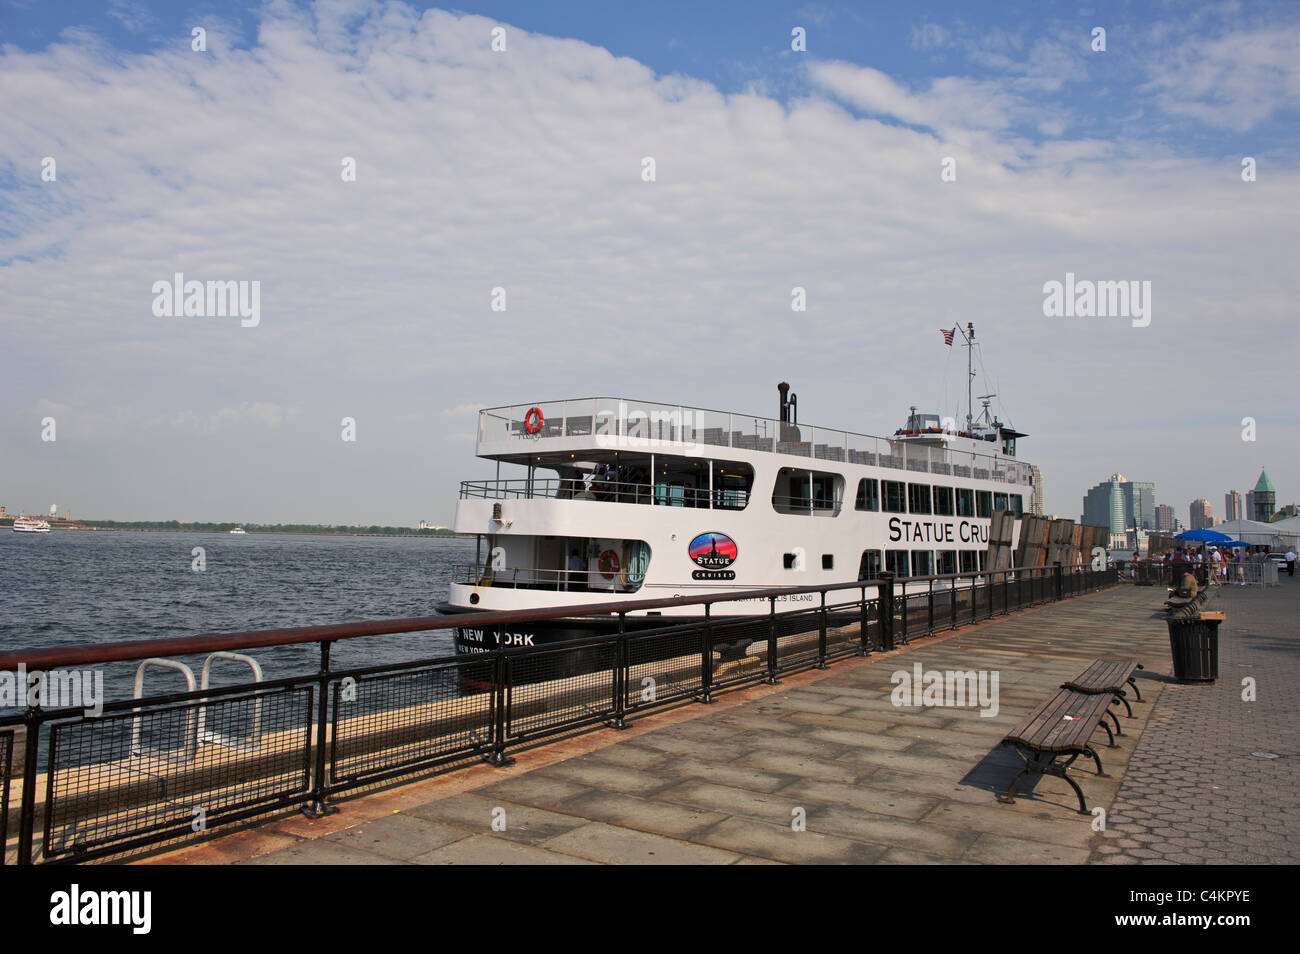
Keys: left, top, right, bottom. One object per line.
{"left": 0, "top": 530, "right": 474, "bottom": 711}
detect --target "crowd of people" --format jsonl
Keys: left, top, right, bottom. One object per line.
{"left": 1128, "top": 545, "right": 1296, "bottom": 586}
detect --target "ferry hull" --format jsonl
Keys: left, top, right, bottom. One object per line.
{"left": 440, "top": 602, "right": 862, "bottom": 686}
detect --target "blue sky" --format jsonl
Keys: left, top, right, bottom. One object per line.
{"left": 7, "top": 0, "right": 1299, "bottom": 156}
{"left": 1, "top": 0, "right": 1297, "bottom": 525}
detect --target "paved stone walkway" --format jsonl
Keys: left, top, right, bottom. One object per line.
{"left": 1090, "top": 577, "right": 1299, "bottom": 864}
{"left": 150, "top": 580, "right": 1297, "bottom": 865}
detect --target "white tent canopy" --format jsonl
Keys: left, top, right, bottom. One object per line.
{"left": 1213, "top": 519, "right": 1300, "bottom": 549}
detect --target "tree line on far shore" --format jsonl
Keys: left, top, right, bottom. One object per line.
{"left": 1, "top": 517, "right": 462, "bottom": 537}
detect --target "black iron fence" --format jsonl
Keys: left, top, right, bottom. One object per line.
{"left": 1115, "top": 558, "right": 1278, "bottom": 587}
{"left": 0, "top": 563, "right": 1116, "bottom": 865}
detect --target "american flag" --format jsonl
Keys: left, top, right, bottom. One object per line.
{"left": 940, "top": 328, "right": 955, "bottom": 346}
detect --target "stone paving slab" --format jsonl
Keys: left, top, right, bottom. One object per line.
{"left": 149, "top": 580, "right": 1298, "bottom": 865}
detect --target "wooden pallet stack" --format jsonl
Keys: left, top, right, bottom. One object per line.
{"left": 987, "top": 510, "right": 1016, "bottom": 570}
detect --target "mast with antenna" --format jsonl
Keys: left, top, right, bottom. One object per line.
{"left": 955, "top": 322, "right": 975, "bottom": 434}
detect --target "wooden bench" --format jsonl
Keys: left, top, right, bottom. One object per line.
{"left": 1000, "top": 689, "right": 1117, "bottom": 814}
{"left": 1165, "top": 586, "right": 1209, "bottom": 619}
{"left": 1062, "top": 658, "right": 1144, "bottom": 718}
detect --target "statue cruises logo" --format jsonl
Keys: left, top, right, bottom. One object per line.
{"left": 689, "top": 532, "right": 737, "bottom": 580}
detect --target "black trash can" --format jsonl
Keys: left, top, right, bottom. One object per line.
{"left": 1167, "top": 615, "right": 1221, "bottom": 682}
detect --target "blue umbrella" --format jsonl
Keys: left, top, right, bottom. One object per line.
{"left": 1221, "top": 540, "right": 1251, "bottom": 548}
{"left": 1175, "top": 529, "right": 1234, "bottom": 543}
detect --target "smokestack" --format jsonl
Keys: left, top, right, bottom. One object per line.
{"left": 778, "top": 382, "right": 790, "bottom": 423}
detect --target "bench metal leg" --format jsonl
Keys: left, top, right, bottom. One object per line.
{"left": 1001, "top": 765, "right": 1031, "bottom": 805}
{"left": 1127, "top": 676, "right": 1142, "bottom": 702}
{"left": 1001, "top": 747, "right": 1100, "bottom": 815}
{"left": 1060, "top": 768, "right": 1089, "bottom": 814}
{"left": 1096, "top": 717, "right": 1115, "bottom": 747}
{"left": 1083, "top": 745, "right": 1105, "bottom": 777}
{"left": 1104, "top": 706, "right": 1123, "bottom": 737}
{"left": 1113, "top": 691, "right": 1133, "bottom": 718}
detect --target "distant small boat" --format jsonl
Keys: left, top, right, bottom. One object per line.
{"left": 13, "top": 515, "right": 52, "bottom": 533}
{"left": 229, "top": 527, "right": 247, "bottom": 535}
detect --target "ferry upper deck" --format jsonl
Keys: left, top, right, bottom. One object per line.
{"left": 471, "top": 397, "right": 1033, "bottom": 488}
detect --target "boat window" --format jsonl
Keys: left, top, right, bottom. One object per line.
{"left": 858, "top": 550, "right": 882, "bottom": 580}
{"left": 772, "top": 468, "right": 843, "bottom": 516}
{"left": 886, "top": 550, "right": 910, "bottom": 577}
{"left": 933, "top": 486, "right": 954, "bottom": 516}
{"left": 649, "top": 457, "right": 753, "bottom": 510}
{"left": 937, "top": 550, "right": 957, "bottom": 575}
{"left": 883, "top": 480, "right": 906, "bottom": 513}
{"left": 994, "top": 492, "right": 1009, "bottom": 512}
{"left": 907, "top": 483, "right": 931, "bottom": 515}
{"left": 855, "top": 478, "right": 879, "bottom": 512}
{"left": 1010, "top": 494, "right": 1024, "bottom": 516}
{"left": 978, "top": 551, "right": 988, "bottom": 571}
{"left": 822, "top": 554, "right": 834, "bottom": 570}
{"left": 911, "top": 550, "right": 934, "bottom": 576}
{"left": 959, "top": 551, "right": 978, "bottom": 573}
{"left": 976, "top": 491, "right": 992, "bottom": 518}
{"left": 956, "top": 488, "right": 975, "bottom": 517}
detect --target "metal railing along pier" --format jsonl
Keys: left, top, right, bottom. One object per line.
{"left": 0, "top": 563, "right": 1116, "bottom": 865}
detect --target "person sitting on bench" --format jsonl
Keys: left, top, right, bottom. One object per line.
{"left": 1176, "top": 569, "right": 1198, "bottom": 599}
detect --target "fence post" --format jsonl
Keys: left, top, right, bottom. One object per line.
{"left": 303, "top": 640, "right": 339, "bottom": 817}
{"left": 16, "top": 704, "right": 40, "bottom": 865}
{"left": 1053, "top": 561, "right": 1064, "bottom": 602}
{"left": 879, "top": 573, "right": 895, "bottom": 651}
{"left": 485, "top": 649, "right": 515, "bottom": 766}
{"left": 858, "top": 586, "right": 871, "bottom": 655}
{"left": 699, "top": 604, "right": 714, "bottom": 703}
{"left": 612, "top": 612, "right": 629, "bottom": 729}
{"left": 816, "top": 591, "right": 828, "bottom": 667}
{"left": 900, "top": 578, "right": 909, "bottom": 643}
{"left": 927, "top": 578, "right": 934, "bottom": 636}
{"left": 767, "top": 597, "right": 780, "bottom": 681}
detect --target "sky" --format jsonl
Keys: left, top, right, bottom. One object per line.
{"left": 1, "top": 0, "right": 1297, "bottom": 527}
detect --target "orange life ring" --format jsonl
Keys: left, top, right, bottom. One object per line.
{"left": 524, "top": 407, "right": 544, "bottom": 434}
{"left": 599, "top": 549, "right": 620, "bottom": 580}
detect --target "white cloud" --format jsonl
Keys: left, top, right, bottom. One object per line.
{"left": 911, "top": 22, "right": 952, "bottom": 52}
{"left": 1141, "top": 26, "right": 1300, "bottom": 131}
{"left": 807, "top": 60, "right": 1020, "bottom": 131}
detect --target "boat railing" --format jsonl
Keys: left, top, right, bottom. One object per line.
{"left": 770, "top": 494, "right": 843, "bottom": 517}
{"left": 477, "top": 398, "right": 1033, "bottom": 486}
{"left": 0, "top": 562, "right": 1116, "bottom": 865}
{"left": 452, "top": 563, "right": 646, "bottom": 592}
{"left": 460, "top": 478, "right": 749, "bottom": 510}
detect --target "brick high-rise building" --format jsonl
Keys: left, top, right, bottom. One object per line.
{"left": 1225, "top": 490, "right": 1243, "bottom": 522}
{"left": 1155, "top": 504, "right": 1175, "bottom": 532}
{"left": 1190, "top": 498, "right": 1212, "bottom": 530}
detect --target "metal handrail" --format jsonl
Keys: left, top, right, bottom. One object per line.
{"left": 197, "top": 652, "right": 265, "bottom": 753}
{"left": 459, "top": 477, "right": 748, "bottom": 509}
{"left": 477, "top": 397, "right": 1035, "bottom": 487}
{"left": 130, "top": 658, "right": 198, "bottom": 761}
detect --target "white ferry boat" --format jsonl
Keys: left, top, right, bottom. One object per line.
{"left": 230, "top": 527, "right": 247, "bottom": 535}
{"left": 12, "top": 515, "right": 52, "bottom": 533}
{"left": 440, "top": 371, "right": 1034, "bottom": 656}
